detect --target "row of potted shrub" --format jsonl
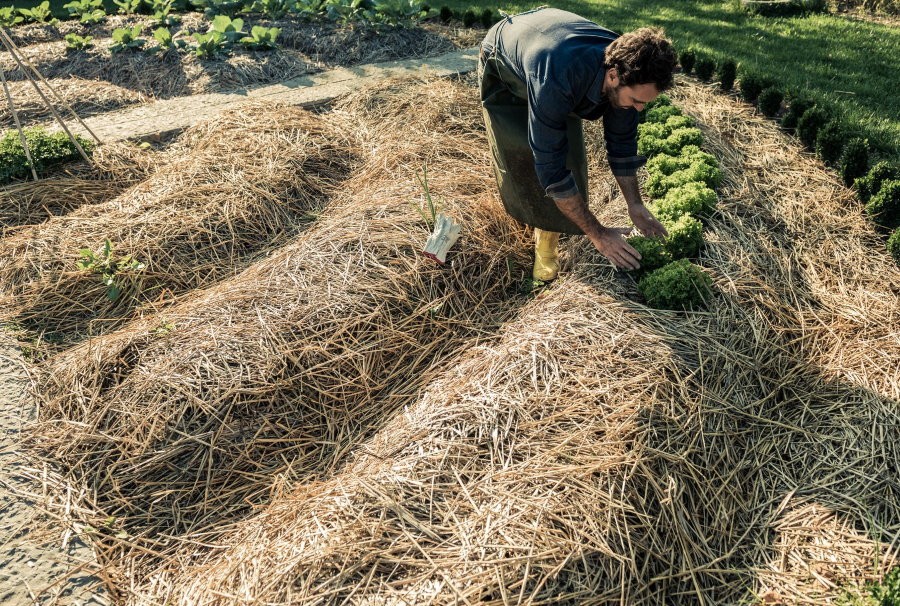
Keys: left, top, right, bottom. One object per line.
{"left": 626, "top": 95, "right": 721, "bottom": 311}
{"left": 678, "top": 48, "right": 900, "bottom": 265}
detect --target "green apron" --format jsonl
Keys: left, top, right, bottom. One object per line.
{"left": 479, "top": 50, "right": 589, "bottom": 235}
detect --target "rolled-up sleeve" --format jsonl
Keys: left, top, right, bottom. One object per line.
{"left": 526, "top": 76, "right": 579, "bottom": 200}
{"left": 604, "top": 107, "right": 646, "bottom": 177}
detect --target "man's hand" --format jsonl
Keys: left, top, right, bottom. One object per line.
{"left": 628, "top": 202, "right": 668, "bottom": 238}
{"left": 589, "top": 227, "right": 642, "bottom": 270}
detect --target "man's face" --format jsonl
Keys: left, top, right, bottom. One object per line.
{"left": 603, "top": 68, "right": 660, "bottom": 111}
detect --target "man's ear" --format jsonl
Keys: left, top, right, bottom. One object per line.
{"left": 607, "top": 67, "right": 619, "bottom": 85}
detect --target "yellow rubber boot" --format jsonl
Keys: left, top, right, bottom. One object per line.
{"left": 532, "top": 228, "right": 560, "bottom": 281}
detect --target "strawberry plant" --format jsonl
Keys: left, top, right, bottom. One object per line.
{"left": 239, "top": 25, "right": 280, "bottom": 49}
{"left": 65, "top": 33, "right": 94, "bottom": 50}
{"left": 110, "top": 25, "right": 146, "bottom": 52}
{"left": 18, "top": 1, "right": 57, "bottom": 24}
{"left": 0, "top": 6, "right": 25, "bottom": 26}
{"left": 77, "top": 239, "right": 146, "bottom": 302}
{"left": 63, "top": 0, "right": 106, "bottom": 23}
{"left": 638, "top": 258, "right": 713, "bottom": 311}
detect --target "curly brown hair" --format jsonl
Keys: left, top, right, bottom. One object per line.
{"left": 604, "top": 27, "right": 676, "bottom": 91}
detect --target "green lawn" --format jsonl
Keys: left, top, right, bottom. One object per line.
{"left": 448, "top": 0, "right": 900, "bottom": 159}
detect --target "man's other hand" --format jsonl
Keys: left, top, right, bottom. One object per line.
{"left": 628, "top": 203, "right": 668, "bottom": 238}
{"left": 590, "top": 227, "right": 642, "bottom": 270}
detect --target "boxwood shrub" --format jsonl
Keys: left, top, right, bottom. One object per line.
{"left": 815, "top": 121, "right": 845, "bottom": 166}
{"left": 695, "top": 57, "right": 715, "bottom": 82}
{"left": 678, "top": 49, "right": 696, "bottom": 75}
{"left": 1, "top": 127, "right": 93, "bottom": 184}
{"left": 865, "top": 179, "right": 900, "bottom": 230}
{"left": 796, "top": 106, "right": 829, "bottom": 148}
{"left": 855, "top": 161, "right": 899, "bottom": 202}
{"left": 739, "top": 72, "right": 774, "bottom": 103}
{"left": 638, "top": 258, "right": 713, "bottom": 311}
{"left": 888, "top": 228, "right": 900, "bottom": 263}
{"left": 780, "top": 96, "right": 815, "bottom": 131}
{"left": 718, "top": 59, "right": 737, "bottom": 91}
{"left": 839, "top": 138, "right": 869, "bottom": 187}
{"left": 758, "top": 87, "right": 784, "bottom": 117}
{"left": 461, "top": 9, "right": 476, "bottom": 27}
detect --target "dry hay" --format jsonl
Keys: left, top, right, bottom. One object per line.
{"left": 1, "top": 140, "right": 163, "bottom": 232}
{"left": 23, "top": 73, "right": 900, "bottom": 605}
{"left": 0, "top": 76, "right": 146, "bottom": 128}
{"left": 0, "top": 102, "right": 351, "bottom": 341}
{"left": 27, "top": 76, "right": 531, "bottom": 598}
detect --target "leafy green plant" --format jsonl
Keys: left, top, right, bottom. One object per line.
{"left": 694, "top": 57, "right": 715, "bottom": 81}
{"left": 888, "top": 228, "right": 900, "bottom": 264}
{"left": 738, "top": 72, "right": 774, "bottom": 103}
{"left": 323, "top": 0, "right": 368, "bottom": 24}
{"left": 149, "top": 0, "right": 180, "bottom": 25}
{"left": 65, "top": 33, "right": 95, "bottom": 50}
{"left": 239, "top": 24, "right": 280, "bottom": 49}
{"left": 638, "top": 258, "right": 713, "bottom": 311}
{"left": 110, "top": 25, "right": 146, "bottom": 52}
{"left": 663, "top": 214, "right": 704, "bottom": 259}
{"left": 644, "top": 104, "right": 682, "bottom": 124}
{"left": 18, "top": 1, "right": 57, "bottom": 24}
{"left": 461, "top": 8, "right": 476, "bottom": 26}
{"left": 248, "top": 0, "right": 295, "bottom": 18}
{"left": 678, "top": 48, "right": 695, "bottom": 75}
{"left": 838, "top": 566, "right": 900, "bottom": 606}
{"left": 200, "top": 0, "right": 247, "bottom": 17}
{"left": 796, "top": 105, "right": 829, "bottom": 148}
{"left": 815, "top": 121, "right": 845, "bottom": 165}
{"left": 718, "top": 59, "right": 736, "bottom": 91}
{"left": 77, "top": 239, "right": 146, "bottom": 302}
{"left": 855, "top": 161, "right": 899, "bottom": 202}
{"left": 780, "top": 95, "right": 815, "bottom": 131}
{"left": 370, "top": 0, "right": 426, "bottom": 25}
{"left": 63, "top": 0, "right": 106, "bottom": 23}
{"left": 209, "top": 14, "right": 246, "bottom": 42}
{"left": 0, "top": 6, "right": 24, "bottom": 26}
{"left": 112, "top": 0, "right": 144, "bottom": 13}
{"left": 480, "top": 7, "right": 495, "bottom": 27}
{"left": 192, "top": 30, "right": 228, "bottom": 57}
{"left": 1, "top": 127, "right": 93, "bottom": 184}
{"left": 638, "top": 123, "right": 704, "bottom": 157}
{"left": 650, "top": 182, "right": 719, "bottom": 221}
{"left": 150, "top": 26, "right": 187, "bottom": 51}
{"left": 757, "top": 87, "right": 784, "bottom": 117}
{"left": 294, "top": 0, "right": 327, "bottom": 20}
{"left": 626, "top": 235, "right": 672, "bottom": 273}
{"left": 865, "top": 179, "right": 900, "bottom": 230}
{"left": 840, "top": 138, "right": 869, "bottom": 187}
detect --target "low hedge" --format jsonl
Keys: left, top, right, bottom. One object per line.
{"left": 0, "top": 127, "right": 93, "bottom": 184}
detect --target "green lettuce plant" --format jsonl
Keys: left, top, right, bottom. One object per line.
{"left": 18, "top": 1, "right": 57, "bottom": 24}
{"left": 1, "top": 127, "right": 93, "bottom": 184}
{"left": 239, "top": 24, "right": 280, "bottom": 49}
{"left": 638, "top": 258, "right": 713, "bottom": 311}
{"left": 65, "top": 32, "right": 94, "bottom": 50}
{"left": 663, "top": 214, "right": 704, "bottom": 259}
{"left": 650, "top": 182, "right": 718, "bottom": 222}
{"left": 646, "top": 158, "right": 722, "bottom": 198}
{"left": 110, "top": 25, "right": 146, "bottom": 52}
{"left": 626, "top": 235, "right": 672, "bottom": 273}
{"left": 0, "top": 6, "right": 25, "bottom": 26}
{"left": 63, "top": 0, "right": 106, "bottom": 23}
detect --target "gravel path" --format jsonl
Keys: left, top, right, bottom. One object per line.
{"left": 0, "top": 330, "right": 108, "bottom": 606}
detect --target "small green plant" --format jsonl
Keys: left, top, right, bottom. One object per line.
{"left": 248, "top": 0, "right": 295, "bottom": 18}
{"left": 65, "top": 33, "right": 95, "bottom": 50}
{"left": 18, "top": 1, "right": 57, "bottom": 24}
{"left": 780, "top": 95, "right": 815, "bottom": 131}
{"left": 294, "top": 0, "right": 326, "bottom": 19}
{"left": 839, "top": 138, "right": 869, "bottom": 187}
{"left": 650, "top": 182, "right": 719, "bottom": 222}
{"left": 461, "top": 8, "right": 476, "bottom": 27}
{"left": 855, "top": 161, "right": 899, "bottom": 203}
{"left": 77, "top": 239, "right": 146, "bottom": 302}
{"left": 694, "top": 57, "right": 715, "bottom": 82}
{"left": 479, "top": 7, "right": 495, "bottom": 27}
{"left": 411, "top": 163, "right": 442, "bottom": 229}
{"left": 838, "top": 566, "right": 900, "bottom": 605}
{"left": 678, "top": 49, "right": 695, "bottom": 75}
{"left": 370, "top": 0, "right": 426, "bottom": 26}
{"left": 323, "top": 0, "right": 367, "bottom": 24}
{"left": 149, "top": 0, "right": 180, "bottom": 25}
{"left": 718, "top": 59, "right": 736, "bottom": 91}
{"left": 663, "top": 214, "right": 704, "bottom": 259}
{"left": 151, "top": 26, "right": 187, "bottom": 51}
{"left": 192, "top": 30, "right": 228, "bottom": 57}
{"left": 63, "top": 0, "right": 106, "bottom": 23}
{"left": 113, "top": 0, "right": 144, "bottom": 13}
{"left": 644, "top": 104, "right": 682, "bottom": 124}
{"left": 638, "top": 258, "right": 713, "bottom": 311}
{"left": 865, "top": 179, "right": 900, "bottom": 230}
{"left": 201, "top": 0, "right": 247, "bottom": 17}
{"left": 887, "top": 228, "right": 900, "bottom": 264}
{"left": 239, "top": 24, "right": 280, "bottom": 49}
{"left": 738, "top": 72, "right": 773, "bottom": 103}
{"left": 0, "top": 6, "right": 24, "bottom": 26}
{"left": 1, "top": 127, "right": 93, "bottom": 184}
{"left": 110, "top": 25, "right": 146, "bottom": 52}
{"left": 438, "top": 5, "right": 451, "bottom": 22}
{"left": 209, "top": 14, "right": 245, "bottom": 42}
{"left": 796, "top": 105, "right": 829, "bottom": 148}
{"left": 626, "top": 235, "right": 672, "bottom": 273}
{"left": 757, "top": 87, "right": 784, "bottom": 117}
{"left": 815, "top": 121, "right": 845, "bottom": 166}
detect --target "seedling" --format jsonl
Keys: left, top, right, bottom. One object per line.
{"left": 200, "top": 0, "right": 247, "bottom": 17}
{"left": 65, "top": 33, "right": 95, "bottom": 50}
{"left": 0, "top": 6, "right": 25, "bottom": 26}
{"left": 110, "top": 25, "right": 147, "bottom": 52}
{"left": 294, "top": 0, "right": 327, "bottom": 20}
{"left": 77, "top": 239, "right": 146, "bottom": 302}
{"left": 151, "top": 27, "right": 187, "bottom": 52}
{"left": 323, "top": 0, "right": 367, "bottom": 25}
{"left": 63, "top": 0, "right": 106, "bottom": 23}
{"left": 113, "top": 0, "right": 143, "bottom": 12}
{"left": 411, "top": 163, "right": 442, "bottom": 230}
{"left": 370, "top": 0, "right": 427, "bottom": 25}
{"left": 239, "top": 25, "right": 280, "bottom": 50}
{"left": 18, "top": 1, "right": 57, "bottom": 24}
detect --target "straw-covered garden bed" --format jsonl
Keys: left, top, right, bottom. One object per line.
{"left": 7, "top": 73, "right": 900, "bottom": 604}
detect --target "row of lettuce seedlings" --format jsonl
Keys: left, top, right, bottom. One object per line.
{"left": 625, "top": 95, "right": 719, "bottom": 312}
{"left": 678, "top": 49, "right": 900, "bottom": 265}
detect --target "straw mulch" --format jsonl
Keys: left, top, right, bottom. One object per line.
{"left": 27, "top": 76, "right": 531, "bottom": 599}
{"left": 0, "top": 102, "right": 351, "bottom": 342}
{"left": 0, "top": 140, "right": 162, "bottom": 233}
